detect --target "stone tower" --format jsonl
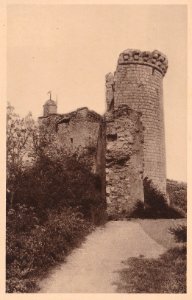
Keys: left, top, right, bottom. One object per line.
{"left": 43, "top": 92, "right": 57, "bottom": 117}
{"left": 106, "top": 49, "right": 168, "bottom": 193}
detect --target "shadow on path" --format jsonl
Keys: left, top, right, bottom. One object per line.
{"left": 39, "top": 220, "right": 165, "bottom": 293}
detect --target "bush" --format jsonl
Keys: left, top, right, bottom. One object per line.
{"left": 6, "top": 206, "right": 92, "bottom": 293}
{"left": 167, "top": 179, "right": 187, "bottom": 216}
{"left": 143, "top": 177, "right": 184, "bottom": 219}
{"left": 169, "top": 225, "right": 187, "bottom": 243}
{"left": 6, "top": 106, "right": 106, "bottom": 293}
{"left": 8, "top": 153, "right": 106, "bottom": 225}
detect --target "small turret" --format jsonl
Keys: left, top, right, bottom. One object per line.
{"left": 43, "top": 91, "right": 57, "bottom": 117}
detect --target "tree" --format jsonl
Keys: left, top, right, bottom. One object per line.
{"left": 6, "top": 103, "right": 36, "bottom": 207}
{"left": 6, "top": 104, "right": 105, "bottom": 223}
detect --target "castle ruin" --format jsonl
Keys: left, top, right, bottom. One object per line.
{"left": 39, "top": 49, "right": 168, "bottom": 217}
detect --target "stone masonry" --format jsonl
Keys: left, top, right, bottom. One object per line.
{"left": 39, "top": 48, "right": 168, "bottom": 216}
{"left": 106, "top": 49, "right": 168, "bottom": 194}
{"left": 57, "top": 107, "right": 101, "bottom": 172}
{"left": 39, "top": 106, "right": 102, "bottom": 173}
{"left": 105, "top": 105, "right": 144, "bottom": 217}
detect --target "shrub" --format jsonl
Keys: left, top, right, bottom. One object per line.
{"left": 9, "top": 153, "right": 106, "bottom": 225}
{"left": 169, "top": 225, "right": 187, "bottom": 243}
{"left": 6, "top": 106, "right": 106, "bottom": 293}
{"left": 6, "top": 105, "right": 106, "bottom": 224}
{"left": 143, "top": 177, "right": 184, "bottom": 219}
{"left": 167, "top": 179, "right": 187, "bottom": 216}
{"left": 6, "top": 206, "right": 92, "bottom": 293}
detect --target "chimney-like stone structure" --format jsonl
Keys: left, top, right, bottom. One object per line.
{"left": 108, "top": 49, "right": 168, "bottom": 194}
{"left": 43, "top": 99, "right": 57, "bottom": 117}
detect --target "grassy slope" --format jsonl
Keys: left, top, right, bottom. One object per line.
{"left": 115, "top": 219, "right": 187, "bottom": 293}
{"left": 116, "top": 244, "right": 186, "bottom": 293}
{"left": 137, "top": 219, "right": 186, "bottom": 248}
{"left": 166, "top": 179, "right": 187, "bottom": 215}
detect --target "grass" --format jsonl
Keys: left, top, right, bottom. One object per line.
{"left": 137, "top": 219, "right": 186, "bottom": 249}
{"left": 115, "top": 245, "right": 186, "bottom": 293}
{"left": 114, "top": 218, "right": 187, "bottom": 293}
{"left": 166, "top": 179, "right": 187, "bottom": 216}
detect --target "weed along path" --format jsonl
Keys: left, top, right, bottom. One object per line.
{"left": 39, "top": 220, "right": 166, "bottom": 293}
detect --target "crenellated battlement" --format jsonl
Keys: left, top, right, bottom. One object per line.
{"left": 114, "top": 48, "right": 167, "bottom": 193}
{"left": 118, "top": 49, "right": 168, "bottom": 76}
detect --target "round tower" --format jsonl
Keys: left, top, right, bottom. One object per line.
{"left": 113, "top": 49, "right": 168, "bottom": 193}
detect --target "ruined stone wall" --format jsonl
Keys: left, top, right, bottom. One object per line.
{"left": 56, "top": 107, "right": 102, "bottom": 172}
{"left": 105, "top": 105, "right": 144, "bottom": 217}
{"left": 38, "top": 114, "right": 63, "bottom": 132}
{"left": 111, "top": 49, "right": 168, "bottom": 193}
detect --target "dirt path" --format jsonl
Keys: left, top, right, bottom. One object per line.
{"left": 39, "top": 220, "right": 165, "bottom": 293}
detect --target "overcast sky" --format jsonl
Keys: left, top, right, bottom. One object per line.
{"left": 7, "top": 4, "right": 187, "bottom": 181}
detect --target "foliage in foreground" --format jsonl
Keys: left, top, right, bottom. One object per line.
{"left": 115, "top": 225, "right": 187, "bottom": 293}
{"left": 6, "top": 104, "right": 105, "bottom": 293}
{"left": 6, "top": 205, "right": 92, "bottom": 293}
{"left": 6, "top": 103, "right": 106, "bottom": 224}
{"left": 7, "top": 153, "right": 105, "bottom": 224}
{"left": 115, "top": 245, "right": 186, "bottom": 293}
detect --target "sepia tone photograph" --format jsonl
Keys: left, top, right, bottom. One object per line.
{"left": 5, "top": 2, "right": 188, "bottom": 295}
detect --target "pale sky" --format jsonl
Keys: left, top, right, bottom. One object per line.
{"left": 7, "top": 4, "right": 187, "bottom": 181}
